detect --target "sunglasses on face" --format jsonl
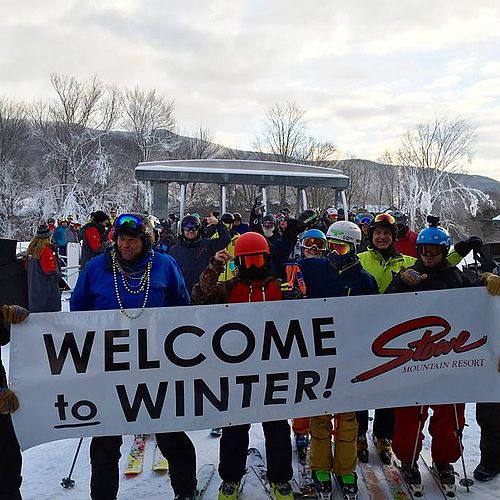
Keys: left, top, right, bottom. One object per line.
{"left": 327, "top": 239, "right": 351, "bottom": 255}
{"left": 114, "top": 214, "right": 142, "bottom": 230}
{"left": 301, "top": 237, "right": 327, "bottom": 251}
{"left": 374, "top": 213, "right": 396, "bottom": 225}
{"left": 417, "top": 244, "right": 442, "bottom": 256}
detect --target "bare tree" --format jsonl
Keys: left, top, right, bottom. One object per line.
{"left": 340, "top": 158, "right": 376, "bottom": 209}
{"left": 122, "top": 87, "right": 177, "bottom": 162}
{"left": 29, "top": 74, "right": 121, "bottom": 220}
{"left": 385, "top": 116, "right": 491, "bottom": 233}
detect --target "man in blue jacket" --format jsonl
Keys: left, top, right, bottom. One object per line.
{"left": 71, "top": 213, "right": 195, "bottom": 500}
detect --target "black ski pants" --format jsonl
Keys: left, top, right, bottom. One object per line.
{"left": 356, "top": 408, "right": 394, "bottom": 440}
{"left": 476, "top": 403, "right": 500, "bottom": 469}
{"left": 0, "top": 413, "right": 22, "bottom": 500}
{"left": 90, "top": 432, "right": 196, "bottom": 500}
{"left": 218, "top": 420, "right": 293, "bottom": 484}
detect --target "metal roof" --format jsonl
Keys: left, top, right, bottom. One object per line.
{"left": 135, "top": 159, "right": 349, "bottom": 189}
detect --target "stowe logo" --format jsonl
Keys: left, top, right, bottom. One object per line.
{"left": 351, "top": 315, "right": 487, "bottom": 383}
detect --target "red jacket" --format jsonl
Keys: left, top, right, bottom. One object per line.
{"left": 395, "top": 229, "right": 418, "bottom": 258}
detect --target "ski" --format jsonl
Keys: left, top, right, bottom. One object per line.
{"left": 369, "top": 435, "right": 414, "bottom": 500}
{"left": 124, "top": 434, "right": 146, "bottom": 476}
{"left": 420, "top": 447, "right": 460, "bottom": 499}
{"left": 152, "top": 443, "right": 169, "bottom": 472}
{"left": 356, "top": 459, "right": 390, "bottom": 500}
{"left": 247, "top": 447, "right": 273, "bottom": 499}
{"left": 292, "top": 436, "right": 318, "bottom": 498}
{"left": 195, "top": 463, "right": 216, "bottom": 499}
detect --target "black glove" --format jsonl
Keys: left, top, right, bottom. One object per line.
{"left": 454, "top": 236, "right": 483, "bottom": 257}
{"left": 282, "top": 219, "right": 306, "bottom": 241}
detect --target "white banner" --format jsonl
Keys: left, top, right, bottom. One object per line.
{"left": 10, "top": 287, "right": 500, "bottom": 450}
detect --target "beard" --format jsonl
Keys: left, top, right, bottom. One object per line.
{"left": 263, "top": 227, "right": 274, "bottom": 238}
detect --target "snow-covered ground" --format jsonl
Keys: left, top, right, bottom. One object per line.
{"left": 2, "top": 341, "right": 499, "bottom": 499}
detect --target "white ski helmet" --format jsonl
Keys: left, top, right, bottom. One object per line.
{"left": 326, "top": 220, "right": 362, "bottom": 246}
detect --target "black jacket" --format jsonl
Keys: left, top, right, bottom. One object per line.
{"left": 169, "top": 221, "right": 231, "bottom": 294}
{"left": 386, "top": 258, "right": 475, "bottom": 294}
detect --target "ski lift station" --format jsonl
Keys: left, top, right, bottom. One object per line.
{"left": 134, "top": 159, "right": 350, "bottom": 219}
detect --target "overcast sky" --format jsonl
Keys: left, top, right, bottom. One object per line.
{"left": 1, "top": 0, "right": 499, "bottom": 180}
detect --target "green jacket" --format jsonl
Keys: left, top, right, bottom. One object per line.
{"left": 358, "top": 246, "right": 463, "bottom": 293}
{"left": 358, "top": 248, "right": 416, "bottom": 293}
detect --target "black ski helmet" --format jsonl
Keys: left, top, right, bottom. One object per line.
{"left": 368, "top": 213, "right": 398, "bottom": 247}
{"left": 220, "top": 213, "right": 235, "bottom": 224}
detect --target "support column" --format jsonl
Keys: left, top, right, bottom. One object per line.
{"left": 340, "top": 190, "right": 348, "bottom": 220}
{"left": 296, "top": 188, "right": 301, "bottom": 216}
{"left": 220, "top": 185, "right": 227, "bottom": 214}
{"left": 301, "top": 189, "right": 308, "bottom": 211}
{"left": 152, "top": 182, "right": 169, "bottom": 219}
{"left": 261, "top": 186, "right": 268, "bottom": 213}
{"left": 179, "top": 183, "right": 186, "bottom": 232}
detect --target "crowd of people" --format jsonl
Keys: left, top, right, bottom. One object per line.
{"left": 1, "top": 199, "right": 500, "bottom": 500}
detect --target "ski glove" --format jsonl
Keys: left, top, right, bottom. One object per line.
{"left": 1, "top": 305, "right": 29, "bottom": 324}
{"left": 399, "top": 267, "right": 427, "bottom": 287}
{"left": 0, "top": 388, "right": 19, "bottom": 414}
{"left": 482, "top": 272, "right": 500, "bottom": 296}
{"left": 454, "top": 236, "right": 483, "bottom": 257}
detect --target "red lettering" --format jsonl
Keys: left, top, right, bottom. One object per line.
{"left": 351, "top": 316, "right": 488, "bottom": 383}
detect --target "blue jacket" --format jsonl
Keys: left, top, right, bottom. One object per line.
{"left": 51, "top": 225, "right": 67, "bottom": 246}
{"left": 293, "top": 255, "right": 379, "bottom": 298}
{"left": 70, "top": 247, "right": 190, "bottom": 312}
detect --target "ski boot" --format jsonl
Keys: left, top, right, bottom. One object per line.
{"left": 312, "top": 469, "right": 332, "bottom": 496}
{"left": 295, "top": 433, "right": 310, "bottom": 462}
{"left": 356, "top": 435, "right": 369, "bottom": 463}
{"left": 433, "top": 462, "right": 457, "bottom": 496}
{"left": 474, "top": 462, "right": 500, "bottom": 482}
{"left": 376, "top": 438, "right": 392, "bottom": 465}
{"left": 174, "top": 492, "right": 196, "bottom": 500}
{"left": 270, "top": 481, "right": 294, "bottom": 500}
{"left": 211, "top": 427, "right": 222, "bottom": 437}
{"left": 400, "top": 462, "right": 423, "bottom": 497}
{"left": 218, "top": 480, "right": 240, "bottom": 500}
{"left": 336, "top": 472, "right": 359, "bottom": 499}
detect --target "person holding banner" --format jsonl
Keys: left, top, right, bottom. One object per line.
{"left": 0, "top": 304, "right": 29, "bottom": 500}
{"left": 385, "top": 216, "right": 490, "bottom": 493}
{"left": 70, "top": 213, "right": 196, "bottom": 500}
{"left": 282, "top": 221, "right": 378, "bottom": 498}
{"left": 192, "top": 231, "right": 294, "bottom": 500}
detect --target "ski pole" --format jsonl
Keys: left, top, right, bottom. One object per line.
{"left": 410, "top": 406, "right": 424, "bottom": 467}
{"left": 453, "top": 404, "right": 474, "bottom": 491}
{"left": 472, "top": 249, "right": 480, "bottom": 279}
{"left": 61, "top": 437, "right": 83, "bottom": 489}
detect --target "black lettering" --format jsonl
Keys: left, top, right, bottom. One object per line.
{"left": 235, "top": 374, "right": 260, "bottom": 408}
{"left": 44, "top": 331, "right": 96, "bottom": 375}
{"left": 138, "top": 328, "right": 160, "bottom": 369}
{"left": 194, "top": 378, "right": 229, "bottom": 416}
{"left": 54, "top": 394, "right": 69, "bottom": 420}
{"left": 295, "top": 371, "right": 320, "bottom": 403}
{"left": 116, "top": 382, "right": 168, "bottom": 422}
{"left": 71, "top": 400, "right": 98, "bottom": 421}
{"left": 175, "top": 380, "right": 185, "bottom": 417}
{"left": 312, "top": 317, "right": 336, "bottom": 356}
{"left": 212, "top": 323, "right": 255, "bottom": 364}
{"left": 164, "top": 326, "right": 206, "bottom": 367}
{"left": 264, "top": 372, "right": 289, "bottom": 405}
{"left": 104, "top": 330, "right": 130, "bottom": 371}
{"left": 262, "top": 320, "right": 309, "bottom": 360}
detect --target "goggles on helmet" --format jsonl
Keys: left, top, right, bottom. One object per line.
{"left": 374, "top": 213, "right": 396, "bottom": 225}
{"left": 240, "top": 253, "right": 267, "bottom": 268}
{"left": 327, "top": 239, "right": 351, "bottom": 256}
{"left": 357, "top": 215, "right": 374, "bottom": 225}
{"left": 114, "top": 214, "right": 143, "bottom": 231}
{"left": 417, "top": 244, "right": 442, "bottom": 257}
{"left": 301, "top": 237, "right": 327, "bottom": 251}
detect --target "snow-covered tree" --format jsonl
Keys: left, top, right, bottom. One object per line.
{"left": 384, "top": 116, "right": 491, "bottom": 234}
